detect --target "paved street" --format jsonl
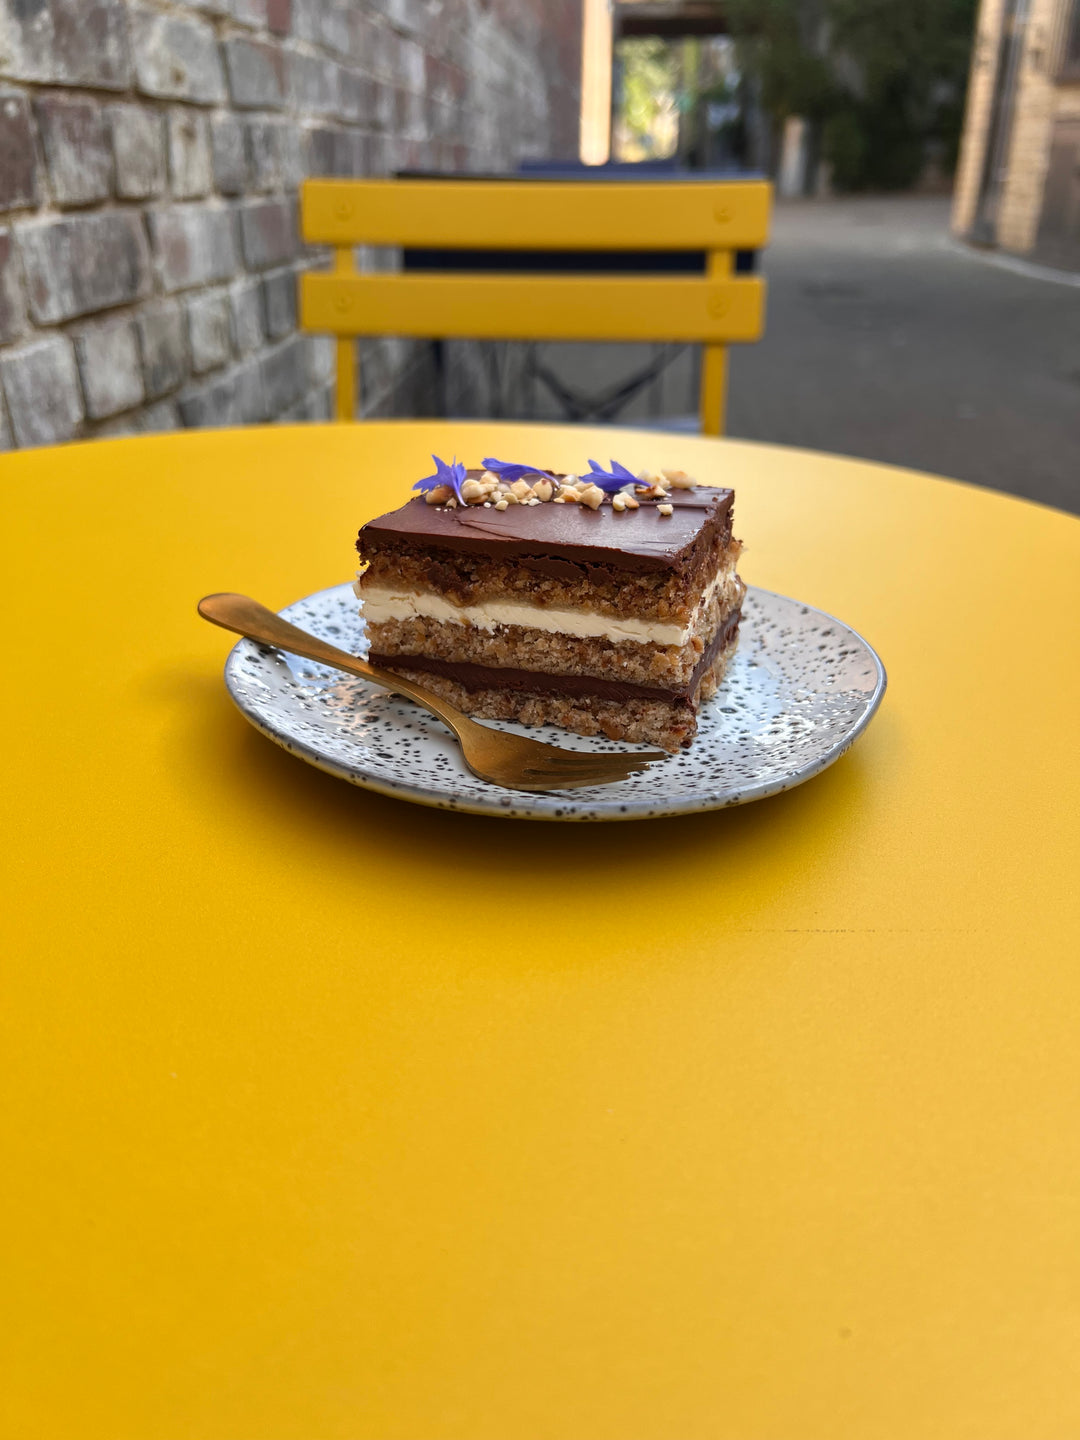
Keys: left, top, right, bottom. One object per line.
{"left": 729, "top": 197, "right": 1079, "bottom": 515}
{"left": 524, "top": 197, "right": 1080, "bottom": 515}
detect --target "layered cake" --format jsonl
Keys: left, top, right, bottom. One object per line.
{"left": 354, "top": 457, "right": 745, "bottom": 752}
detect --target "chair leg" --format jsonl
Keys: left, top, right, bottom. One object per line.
{"left": 336, "top": 338, "right": 355, "bottom": 421}
{"left": 699, "top": 344, "right": 726, "bottom": 436}
{"left": 700, "top": 249, "right": 731, "bottom": 435}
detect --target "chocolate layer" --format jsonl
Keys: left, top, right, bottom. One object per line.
{"left": 370, "top": 608, "right": 741, "bottom": 706}
{"left": 358, "top": 485, "right": 734, "bottom": 578}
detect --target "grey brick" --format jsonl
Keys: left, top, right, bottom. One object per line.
{"left": 131, "top": 11, "right": 226, "bottom": 104}
{"left": 307, "top": 126, "right": 367, "bottom": 178}
{"left": 168, "top": 109, "right": 212, "bottom": 199}
{"left": 179, "top": 359, "right": 264, "bottom": 426}
{"left": 261, "top": 265, "right": 296, "bottom": 339}
{"left": 238, "top": 197, "right": 297, "bottom": 270}
{"left": 372, "top": 80, "right": 394, "bottom": 133}
{"left": 261, "top": 333, "right": 307, "bottom": 413}
{"left": 246, "top": 118, "right": 303, "bottom": 190}
{"left": 96, "top": 399, "right": 180, "bottom": 438}
{"left": 0, "top": 335, "right": 84, "bottom": 447}
{"left": 35, "top": 94, "right": 113, "bottom": 208}
{"left": 339, "top": 69, "right": 371, "bottom": 125}
{"left": 0, "top": 90, "right": 39, "bottom": 213}
{"left": 288, "top": 52, "right": 340, "bottom": 117}
{"left": 149, "top": 204, "right": 238, "bottom": 291}
{"left": 279, "top": 125, "right": 305, "bottom": 187}
{"left": 19, "top": 212, "right": 152, "bottom": 324}
{"left": 289, "top": 0, "right": 321, "bottom": 44}
{"left": 0, "top": 229, "right": 26, "bottom": 344}
{"left": 319, "top": 3, "right": 352, "bottom": 57}
{"left": 246, "top": 119, "right": 282, "bottom": 192}
{"left": 235, "top": 359, "right": 266, "bottom": 421}
{"left": 308, "top": 333, "right": 334, "bottom": 386}
{"left": 223, "top": 37, "right": 285, "bottom": 109}
{"left": 0, "top": 0, "right": 130, "bottom": 89}
{"left": 229, "top": 275, "right": 263, "bottom": 353}
{"left": 304, "top": 382, "right": 335, "bottom": 422}
{"left": 73, "top": 317, "right": 144, "bottom": 418}
{"left": 108, "top": 104, "right": 166, "bottom": 199}
{"left": 399, "top": 37, "right": 425, "bottom": 92}
{"left": 230, "top": 0, "right": 268, "bottom": 27}
{"left": 187, "top": 288, "right": 232, "bottom": 372}
{"left": 137, "top": 300, "right": 188, "bottom": 397}
{"left": 211, "top": 115, "right": 247, "bottom": 195}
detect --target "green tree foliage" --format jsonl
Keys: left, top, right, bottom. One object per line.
{"left": 728, "top": 0, "right": 978, "bottom": 190}
{"left": 617, "top": 37, "right": 680, "bottom": 160}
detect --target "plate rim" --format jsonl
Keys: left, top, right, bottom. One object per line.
{"left": 222, "top": 583, "right": 887, "bottom": 822}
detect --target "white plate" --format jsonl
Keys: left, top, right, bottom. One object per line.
{"left": 223, "top": 583, "right": 886, "bottom": 822}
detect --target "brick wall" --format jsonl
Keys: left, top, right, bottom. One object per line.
{"left": 951, "top": 0, "right": 1005, "bottom": 236}
{"left": 0, "top": 0, "right": 582, "bottom": 450}
{"left": 951, "top": 0, "right": 1075, "bottom": 254}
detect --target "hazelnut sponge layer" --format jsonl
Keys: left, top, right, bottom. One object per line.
{"left": 382, "top": 633, "right": 741, "bottom": 753}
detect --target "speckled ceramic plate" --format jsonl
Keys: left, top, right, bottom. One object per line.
{"left": 222, "top": 583, "right": 886, "bottom": 822}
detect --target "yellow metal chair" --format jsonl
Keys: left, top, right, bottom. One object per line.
{"left": 299, "top": 177, "right": 771, "bottom": 436}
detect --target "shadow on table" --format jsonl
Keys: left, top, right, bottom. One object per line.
{"left": 177, "top": 668, "right": 884, "bottom": 878}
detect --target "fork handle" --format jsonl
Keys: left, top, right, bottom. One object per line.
{"left": 197, "top": 592, "right": 470, "bottom": 737}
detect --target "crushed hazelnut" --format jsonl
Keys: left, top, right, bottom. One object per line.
{"left": 657, "top": 503, "right": 674, "bottom": 516}
{"left": 612, "top": 494, "right": 627, "bottom": 512}
{"left": 482, "top": 501, "right": 491, "bottom": 507}
{"left": 461, "top": 478, "right": 485, "bottom": 502}
{"left": 580, "top": 484, "right": 604, "bottom": 510}
{"left": 444, "top": 497, "right": 457, "bottom": 508}
{"left": 494, "top": 498, "right": 509, "bottom": 511}
{"left": 480, "top": 470, "right": 500, "bottom": 487}
{"left": 623, "top": 495, "right": 639, "bottom": 509}
{"left": 424, "top": 484, "right": 451, "bottom": 505}
{"left": 662, "top": 469, "right": 696, "bottom": 489}
{"left": 510, "top": 479, "right": 531, "bottom": 500}
{"left": 534, "top": 479, "right": 553, "bottom": 502}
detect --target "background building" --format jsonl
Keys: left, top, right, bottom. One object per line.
{"left": 953, "top": 0, "right": 1080, "bottom": 270}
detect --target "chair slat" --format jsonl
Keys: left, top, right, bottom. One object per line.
{"left": 301, "top": 178, "right": 771, "bottom": 251}
{"left": 301, "top": 272, "right": 765, "bottom": 344}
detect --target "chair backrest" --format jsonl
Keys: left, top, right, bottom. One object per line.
{"left": 299, "top": 177, "right": 771, "bottom": 434}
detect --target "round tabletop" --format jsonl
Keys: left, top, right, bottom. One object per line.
{"left": 4, "top": 421, "right": 1079, "bottom": 1439}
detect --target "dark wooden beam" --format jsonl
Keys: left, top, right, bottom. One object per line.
{"left": 615, "top": 2, "right": 730, "bottom": 39}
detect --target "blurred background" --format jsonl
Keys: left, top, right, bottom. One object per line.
{"left": 0, "top": 0, "right": 1077, "bottom": 511}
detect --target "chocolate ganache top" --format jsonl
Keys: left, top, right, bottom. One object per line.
{"left": 357, "top": 484, "right": 734, "bottom": 576}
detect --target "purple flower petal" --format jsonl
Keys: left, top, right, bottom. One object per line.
{"left": 481, "top": 457, "right": 554, "bottom": 483}
{"left": 412, "top": 454, "right": 468, "bottom": 502}
{"left": 585, "top": 458, "right": 642, "bottom": 493}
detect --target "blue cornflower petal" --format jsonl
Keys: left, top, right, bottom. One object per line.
{"left": 481, "top": 457, "right": 555, "bottom": 483}
{"left": 412, "top": 454, "right": 468, "bottom": 502}
{"left": 585, "top": 458, "right": 642, "bottom": 493}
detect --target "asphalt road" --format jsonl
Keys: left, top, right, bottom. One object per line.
{"left": 520, "top": 197, "right": 1080, "bottom": 515}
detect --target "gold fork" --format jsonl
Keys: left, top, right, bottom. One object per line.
{"left": 198, "top": 593, "right": 668, "bottom": 793}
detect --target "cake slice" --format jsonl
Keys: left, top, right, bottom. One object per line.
{"left": 354, "top": 458, "right": 745, "bottom": 752}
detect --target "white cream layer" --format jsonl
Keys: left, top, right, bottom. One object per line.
{"left": 360, "top": 567, "right": 732, "bottom": 647}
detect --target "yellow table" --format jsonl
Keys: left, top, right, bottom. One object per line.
{"left": 4, "top": 422, "right": 1079, "bottom": 1440}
